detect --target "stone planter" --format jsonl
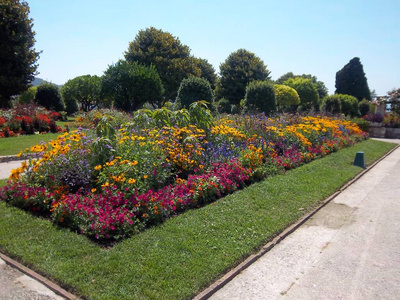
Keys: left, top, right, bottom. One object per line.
{"left": 368, "top": 125, "right": 386, "bottom": 138}
{"left": 384, "top": 127, "right": 400, "bottom": 138}
{"left": 368, "top": 125, "right": 400, "bottom": 138}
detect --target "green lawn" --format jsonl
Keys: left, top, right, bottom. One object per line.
{"left": 0, "top": 133, "right": 61, "bottom": 156}
{"left": 0, "top": 139, "right": 396, "bottom": 300}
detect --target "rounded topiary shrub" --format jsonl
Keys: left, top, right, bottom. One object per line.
{"left": 339, "top": 94, "right": 359, "bottom": 117}
{"left": 275, "top": 84, "right": 300, "bottom": 112}
{"left": 322, "top": 94, "right": 359, "bottom": 117}
{"left": 283, "top": 77, "right": 319, "bottom": 111}
{"left": 244, "top": 80, "right": 276, "bottom": 115}
{"left": 322, "top": 95, "right": 341, "bottom": 114}
{"left": 35, "top": 82, "right": 65, "bottom": 111}
{"left": 216, "top": 98, "right": 231, "bottom": 114}
{"left": 175, "top": 77, "right": 213, "bottom": 109}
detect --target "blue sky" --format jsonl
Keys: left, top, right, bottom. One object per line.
{"left": 28, "top": 0, "right": 400, "bottom": 96}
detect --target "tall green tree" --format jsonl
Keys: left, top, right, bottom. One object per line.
{"left": 102, "top": 60, "right": 164, "bottom": 112}
{"left": 335, "top": 57, "right": 371, "bottom": 101}
{"left": 61, "top": 75, "right": 103, "bottom": 112}
{"left": 218, "top": 49, "right": 271, "bottom": 107}
{"left": 125, "top": 27, "right": 200, "bottom": 102}
{"left": 0, "top": 0, "right": 41, "bottom": 108}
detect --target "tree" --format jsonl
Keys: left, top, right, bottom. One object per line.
{"left": 335, "top": 57, "right": 371, "bottom": 101}
{"left": 193, "top": 58, "right": 217, "bottom": 90}
{"left": 35, "top": 82, "right": 64, "bottom": 111}
{"left": 276, "top": 72, "right": 328, "bottom": 99}
{"left": 274, "top": 84, "right": 300, "bottom": 112}
{"left": 125, "top": 27, "right": 200, "bottom": 102}
{"left": 102, "top": 60, "right": 164, "bottom": 112}
{"left": 218, "top": 49, "right": 271, "bottom": 107}
{"left": 0, "top": 0, "right": 41, "bottom": 108}
{"left": 244, "top": 80, "right": 276, "bottom": 115}
{"left": 61, "top": 75, "right": 103, "bottom": 112}
{"left": 275, "top": 72, "right": 295, "bottom": 84}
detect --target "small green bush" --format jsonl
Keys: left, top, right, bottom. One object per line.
{"left": 359, "top": 99, "right": 370, "bottom": 117}
{"left": 275, "top": 84, "right": 300, "bottom": 112}
{"left": 35, "top": 82, "right": 65, "bottom": 112}
{"left": 216, "top": 98, "right": 231, "bottom": 114}
{"left": 283, "top": 77, "right": 319, "bottom": 111}
{"left": 244, "top": 80, "right": 276, "bottom": 115}
{"left": 176, "top": 77, "right": 213, "bottom": 109}
{"left": 322, "top": 95, "right": 341, "bottom": 114}
{"left": 353, "top": 117, "right": 370, "bottom": 132}
{"left": 323, "top": 94, "right": 359, "bottom": 117}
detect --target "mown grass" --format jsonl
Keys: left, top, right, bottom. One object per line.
{"left": 0, "top": 133, "right": 62, "bottom": 156}
{"left": 0, "top": 139, "right": 396, "bottom": 299}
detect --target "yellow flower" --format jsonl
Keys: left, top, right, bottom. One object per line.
{"left": 143, "top": 175, "right": 148, "bottom": 179}
{"left": 128, "top": 178, "right": 136, "bottom": 184}
{"left": 17, "top": 151, "right": 23, "bottom": 157}
{"left": 94, "top": 165, "right": 102, "bottom": 171}
{"left": 91, "top": 188, "right": 97, "bottom": 193}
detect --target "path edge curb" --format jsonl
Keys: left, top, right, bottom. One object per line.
{"left": 0, "top": 252, "right": 80, "bottom": 299}
{"left": 193, "top": 143, "right": 400, "bottom": 300}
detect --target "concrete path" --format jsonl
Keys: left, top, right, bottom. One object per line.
{"left": 0, "top": 258, "right": 64, "bottom": 300}
{"left": 208, "top": 139, "right": 400, "bottom": 299}
{"left": 0, "top": 159, "right": 26, "bottom": 180}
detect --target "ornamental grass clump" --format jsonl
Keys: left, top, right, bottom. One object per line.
{"left": 0, "top": 104, "right": 368, "bottom": 241}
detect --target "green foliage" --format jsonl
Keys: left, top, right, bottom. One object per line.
{"left": 274, "top": 84, "right": 300, "bottom": 111}
{"left": 244, "top": 80, "right": 276, "bottom": 115}
{"left": 17, "top": 86, "right": 36, "bottom": 104}
{"left": 102, "top": 60, "right": 164, "bottom": 112}
{"left": 276, "top": 72, "right": 328, "bottom": 99}
{"left": 218, "top": 49, "right": 271, "bottom": 107}
{"left": 194, "top": 58, "right": 217, "bottom": 90}
{"left": 275, "top": 72, "right": 295, "bottom": 84}
{"left": 125, "top": 27, "right": 200, "bottom": 101}
{"left": 60, "top": 75, "right": 102, "bottom": 112}
{"left": 322, "top": 94, "right": 360, "bottom": 117}
{"left": 353, "top": 117, "right": 370, "bottom": 132}
{"left": 283, "top": 77, "right": 319, "bottom": 111}
{"left": 0, "top": 0, "right": 41, "bottom": 108}
{"left": 215, "top": 98, "right": 231, "bottom": 114}
{"left": 35, "top": 82, "right": 65, "bottom": 111}
{"left": 175, "top": 77, "right": 213, "bottom": 109}
{"left": 335, "top": 57, "right": 371, "bottom": 101}
{"left": 358, "top": 99, "right": 370, "bottom": 117}
{"left": 322, "top": 95, "right": 341, "bottom": 114}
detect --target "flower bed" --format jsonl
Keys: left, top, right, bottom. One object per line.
{"left": 0, "top": 103, "right": 64, "bottom": 137}
{"left": 0, "top": 109, "right": 367, "bottom": 241}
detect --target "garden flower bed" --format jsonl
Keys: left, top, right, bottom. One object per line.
{"left": 0, "top": 103, "right": 64, "bottom": 137}
{"left": 0, "top": 107, "right": 367, "bottom": 242}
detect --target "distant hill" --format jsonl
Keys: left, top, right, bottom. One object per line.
{"left": 32, "top": 77, "right": 62, "bottom": 87}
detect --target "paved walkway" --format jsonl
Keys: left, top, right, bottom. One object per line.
{"left": 0, "top": 139, "right": 399, "bottom": 299}
{"left": 207, "top": 139, "right": 400, "bottom": 299}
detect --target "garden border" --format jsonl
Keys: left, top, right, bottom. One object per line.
{"left": 0, "top": 143, "right": 398, "bottom": 300}
{"left": 193, "top": 143, "right": 400, "bottom": 300}
{"left": 0, "top": 153, "right": 34, "bottom": 163}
